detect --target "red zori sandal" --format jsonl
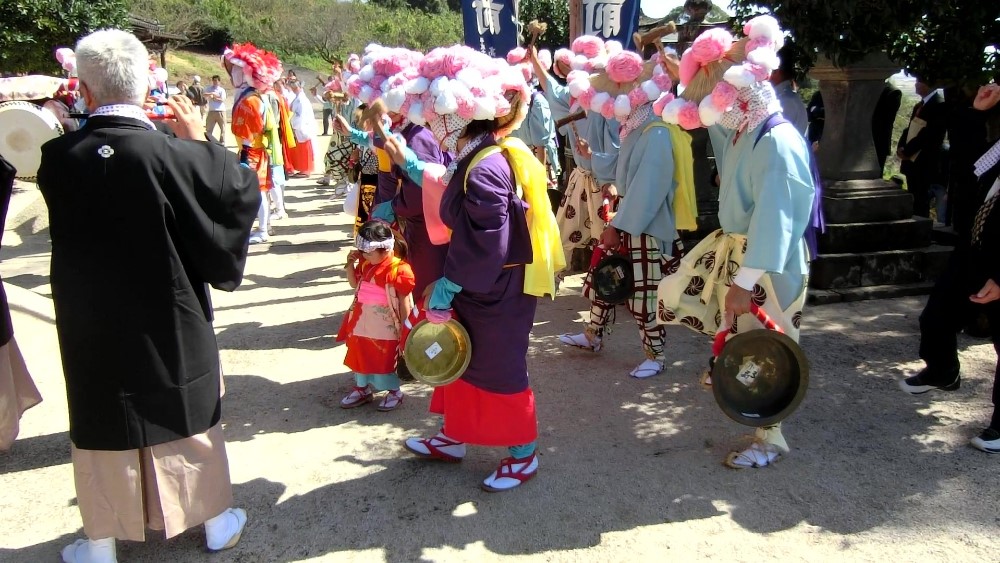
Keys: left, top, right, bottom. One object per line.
{"left": 481, "top": 454, "right": 539, "bottom": 492}
{"left": 404, "top": 434, "right": 466, "bottom": 462}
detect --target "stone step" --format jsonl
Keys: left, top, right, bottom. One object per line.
{"left": 818, "top": 216, "right": 933, "bottom": 254}
{"left": 808, "top": 281, "right": 937, "bottom": 305}
{"left": 810, "top": 245, "right": 951, "bottom": 289}
{"left": 821, "top": 180, "right": 914, "bottom": 224}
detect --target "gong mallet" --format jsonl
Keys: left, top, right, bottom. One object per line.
{"left": 633, "top": 23, "right": 680, "bottom": 80}
{"left": 526, "top": 20, "right": 548, "bottom": 48}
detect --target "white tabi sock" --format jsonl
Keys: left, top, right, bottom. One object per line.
{"left": 204, "top": 507, "right": 248, "bottom": 551}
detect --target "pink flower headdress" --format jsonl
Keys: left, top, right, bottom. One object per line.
{"left": 568, "top": 50, "right": 676, "bottom": 121}
{"left": 381, "top": 44, "right": 531, "bottom": 139}
{"left": 342, "top": 44, "right": 424, "bottom": 105}
{"left": 663, "top": 15, "right": 784, "bottom": 130}
{"left": 222, "top": 43, "right": 283, "bottom": 91}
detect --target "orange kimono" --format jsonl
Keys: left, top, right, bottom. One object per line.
{"left": 336, "top": 257, "right": 415, "bottom": 374}
{"left": 231, "top": 89, "right": 272, "bottom": 191}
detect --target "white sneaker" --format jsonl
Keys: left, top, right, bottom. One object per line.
{"left": 481, "top": 454, "right": 539, "bottom": 492}
{"left": 629, "top": 359, "right": 664, "bottom": 379}
{"left": 61, "top": 538, "right": 116, "bottom": 563}
{"left": 270, "top": 210, "right": 286, "bottom": 221}
{"left": 558, "top": 332, "right": 602, "bottom": 352}
{"left": 248, "top": 230, "right": 268, "bottom": 244}
{"left": 205, "top": 507, "right": 248, "bottom": 552}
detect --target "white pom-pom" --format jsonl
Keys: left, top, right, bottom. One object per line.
{"left": 604, "top": 41, "right": 623, "bottom": 55}
{"left": 568, "top": 78, "right": 591, "bottom": 98}
{"left": 641, "top": 80, "right": 660, "bottom": 101}
{"left": 723, "top": 65, "right": 756, "bottom": 88}
{"left": 746, "top": 15, "right": 782, "bottom": 42}
{"left": 359, "top": 85, "right": 375, "bottom": 103}
{"left": 384, "top": 88, "right": 406, "bottom": 112}
{"left": 571, "top": 54, "right": 589, "bottom": 70}
{"left": 614, "top": 94, "right": 632, "bottom": 119}
{"left": 406, "top": 76, "right": 430, "bottom": 94}
{"left": 591, "top": 92, "right": 611, "bottom": 113}
{"left": 434, "top": 91, "right": 459, "bottom": 115}
{"left": 747, "top": 48, "right": 780, "bottom": 72}
{"left": 566, "top": 70, "right": 589, "bottom": 84}
{"left": 429, "top": 76, "right": 449, "bottom": 96}
{"left": 698, "top": 96, "right": 724, "bottom": 126}
{"left": 408, "top": 102, "right": 425, "bottom": 126}
{"left": 358, "top": 65, "right": 375, "bottom": 82}
{"left": 456, "top": 68, "right": 483, "bottom": 88}
{"left": 473, "top": 98, "right": 495, "bottom": 121}
{"left": 590, "top": 55, "right": 609, "bottom": 70}
{"left": 661, "top": 98, "right": 687, "bottom": 124}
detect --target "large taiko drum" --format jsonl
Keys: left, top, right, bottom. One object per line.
{"left": 0, "top": 101, "right": 64, "bottom": 181}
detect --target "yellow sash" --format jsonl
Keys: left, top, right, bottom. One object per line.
{"left": 642, "top": 121, "right": 698, "bottom": 231}
{"left": 465, "top": 137, "right": 565, "bottom": 298}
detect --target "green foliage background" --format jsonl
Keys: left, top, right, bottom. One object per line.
{"left": 0, "top": 0, "right": 129, "bottom": 73}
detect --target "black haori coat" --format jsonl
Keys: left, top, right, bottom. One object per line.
{"left": 37, "top": 115, "right": 260, "bottom": 450}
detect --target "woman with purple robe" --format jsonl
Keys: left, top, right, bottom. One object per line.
{"left": 380, "top": 46, "right": 548, "bottom": 492}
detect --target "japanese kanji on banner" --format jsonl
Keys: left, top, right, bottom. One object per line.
{"left": 462, "top": 0, "right": 520, "bottom": 57}
{"left": 577, "top": 0, "right": 642, "bottom": 45}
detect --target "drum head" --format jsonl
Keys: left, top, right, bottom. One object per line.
{"left": 402, "top": 319, "right": 472, "bottom": 387}
{"left": 711, "top": 329, "right": 809, "bottom": 427}
{"left": 592, "top": 253, "right": 633, "bottom": 305}
{"left": 0, "top": 100, "right": 64, "bottom": 181}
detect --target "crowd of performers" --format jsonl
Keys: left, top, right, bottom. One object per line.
{"left": 1, "top": 13, "right": 999, "bottom": 562}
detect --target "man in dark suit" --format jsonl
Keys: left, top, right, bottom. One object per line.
{"left": 899, "top": 84, "right": 1000, "bottom": 454}
{"left": 36, "top": 29, "right": 259, "bottom": 562}
{"left": 872, "top": 82, "right": 902, "bottom": 174}
{"left": 897, "top": 77, "right": 948, "bottom": 217}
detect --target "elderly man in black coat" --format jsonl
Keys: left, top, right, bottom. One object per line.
{"left": 899, "top": 84, "right": 1000, "bottom": 455}
{"left": 36, "top": 29, "right": 260, "bottom": 563}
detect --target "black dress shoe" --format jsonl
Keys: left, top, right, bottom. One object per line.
{"left": 970, "top": 427, "right": 1000, "bottom": 453}
{"left": 898, "top": 369, "right": 960, "bottom": 395}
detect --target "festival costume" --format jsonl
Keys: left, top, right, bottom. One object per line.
{"left": 556, "top": 48, "right": 687, "bottom": 377}
{"left": 655, "top": 17, "right": 816, "bottom": 467}
{"left": 37, "top": 82, "right": 258, "bottom": 560}
{"left": 287, "top": 87, "right": 317, "bottom": 174}
{"left": 383, "top": 45, "right": 564, "bottom": 490}
{"left": 336, "top": 254, "right": 414, "bottom": 407}
{"left": 0, "top": 155, "right": 41, "bottom": 451}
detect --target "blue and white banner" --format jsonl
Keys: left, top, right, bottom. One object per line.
{"left": 579, "top": 0, "right": 641, "bottom": 45}
{"left": 462, "top": 0, "right": 519, "bottom": 58}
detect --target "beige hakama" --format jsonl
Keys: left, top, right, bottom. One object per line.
{"left": 0, "top": 337, "right": 42, "bottom": 451}
{"left": 555, "top": 167, "right": 604, "bottom": 269}
{"left": 71, "top": 423, "right": 233, "bottom": 541}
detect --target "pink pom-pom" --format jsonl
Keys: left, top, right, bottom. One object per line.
{"left": 600, "top": 98, "right": 616, "bottom": 119}
{"left": 422, "top": 101, "right": 438, "bottom": 124}
{"left": 711, "top": 81, "right": 739, "bottom": 110}
{"left": 566, "top": 70, "right": 589, "bottom": 85}
{"left": 347, "top": 77, "right": 363, "bottom": 98}
{"left": 747, "top": 62, "right": 771, "bottom": 82}
{"left": 538, "top": 49, "right": 553, "bottom": 70}
{"left": 652, "top": 92, "right": 676, "bottom": 116}
{"left": 577, "top": 87, "right": 596, "bottom": 109}
{"left": 554, "top": 48, "right": 573, "bottom": 68}
{"left": 507, "top": 47, "right": 527, "bottom": 64}
{"left": 652, "top": 73, "right": 673, "bottom": 92}
{"left": 420, "top": 48, "right": 449, "bottom": 79}
{"left": 679, "top": 50, "right": 700, "bottom": 87}
{"left": 55, "top": 48, "right": 73, "bottom": 64}
{"left": 456, "top": 96, "right": 476, "bottom": 120}
{"left": 628, "top": 87, "right": 647, "bottom": 109}
{"left": 572, "top": 35, "right": 605, "bottom": 59}
{"left": 690, "top": 28, "right": 733, "bottom": 65}
{"left": 606, "top": 51, "right": 643, "bottom": 84}
{"left": 677, "top": 102, "right": 703, "bottom": 130}
{"left": 745, "top": 36, "right": 772, "bottom": 55}
{"left": 398, "top": 97, "right": 413, "bottom": 117}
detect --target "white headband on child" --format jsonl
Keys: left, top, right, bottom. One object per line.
{"left": 355, "top": 234, "right": 394, "bottom": 253}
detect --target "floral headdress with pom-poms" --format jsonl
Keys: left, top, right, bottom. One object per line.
{"left": 380, "top": 45, "right": 532, "bottom": 140}
{"left": 222, "top": 43, "right": 283, "bottom": 91}
{"left": 566, "top": 49, "right": 676, "bottom": 123}
{"left": 506, "top": 47, "right": 552, "bottom": 84}
{"left": 343, "top": 44, "right": 424, "bottom": 106}
{"left": 661, "top": 15, "right": 784, "bottom": 130}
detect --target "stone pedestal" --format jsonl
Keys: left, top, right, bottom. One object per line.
{"left": 807, "top": 54, "right": 951, "bottom": 304}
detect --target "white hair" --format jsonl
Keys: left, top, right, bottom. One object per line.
{"left": 75, "top": 29, "right": 150, "bottom": 107}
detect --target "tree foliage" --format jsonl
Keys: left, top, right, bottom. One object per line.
{"left": 0, "top": 0, "right": 130, "bottom": 73}
{"left": 517, "top": 0, "right": 571, "bottom": 52}
{"left": 730, "top": 0, "right": 1000, "bottom": 87}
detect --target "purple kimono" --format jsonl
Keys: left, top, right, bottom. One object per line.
{"left": 391, "top": 123, "right": 451, "bottom": 297}
{"left": 441, "top": 137, "right": 537, "bottom": 394}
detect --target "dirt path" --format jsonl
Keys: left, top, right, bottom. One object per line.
{"left": 0, "top": 135, "right": 996, "bottom": 562}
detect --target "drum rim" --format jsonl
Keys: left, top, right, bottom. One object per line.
{"left": 0, "top": 100, "right": 64, "bottom": 182}
{"left": 593, "top": 253, "right": 633, "bottom": 305}
{"left": 402, "top": 318, "right": 472, "bottom": 387}
{"left": 711, "top": 328, "right": 810, "bottom": 427}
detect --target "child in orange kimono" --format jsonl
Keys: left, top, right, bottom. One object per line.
{"left": 336, "top": 221, "right": 414, "bottom": 411}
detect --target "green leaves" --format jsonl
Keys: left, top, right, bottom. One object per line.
{"left": 0, "top": 0, "right": 129, "bottom": 73}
